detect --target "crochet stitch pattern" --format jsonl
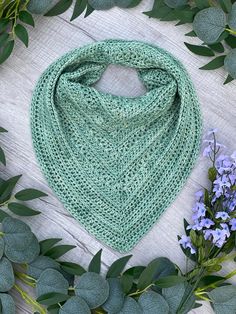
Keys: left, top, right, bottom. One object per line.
{"left": 31, "top": 39, "right": 202, "bottom": 252}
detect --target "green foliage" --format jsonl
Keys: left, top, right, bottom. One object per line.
{"left": 117, "top": 296, "right": 142, "bottom": 313}
{"left": 39, "top": 238, "right": 62, "bottom": 255}
{"left": 27, "top": 256, "right": 60, "bottom": 279}
{"left": 193, "top": 8, "right": 226, "bottom": 44}
{"left": 0, "top": 293, "right": 15, "bottom": 314}
{"left": 228, "top": 2, "right": 236, "bottom": 29}
{"left": 224, "top": 48, "right": 236, "bottom": 79}
{"left": 59, "top": 261, "right": 86, "bottom": 276}
{"left": 2, "top": 217, "right": 40, "bottom": 263}
{"left": 162, "top": 283, "right": 195, "bottom": 314}
{"left": 0, "top": 257, "right": 14, "bottom": 292}
{"left": 139, "top": 291, "right": 169, "bottom": 313}
{"left": 106, "top": 255, "right": 132, "bottom": 278}
{"left": 8, "top": 202, "right": 41, "bottom": 216}
{"left": 59, "top": 296, "right": 90, "bottom": 314}
{"left": 88, "top": 248, "right": 102, "bottom": 273}
{"left": 209, "top": 286, "right": 236, "bottom": 313}
{"left": 102, "top": 278, "right": 124, "bottom": 313}
{"left": 15, "top": 188, "right": 47, "bottom": 201}
{"left": 164, "top": 0, "right": 188, "bottom": 8}
{"left": 36, "top": 269, "right": 69, "bottom": 298}
{"left": 44, "top": 244, "right": 76, "bottom": 259}
{"left": 75, "top": 272, "right": 109, "bottom": 308}
{"left": 138, "top": 257, "right": 176, "bottom": 290}
{"left": 184, "top": 42, "right": 215, "bottom": 56}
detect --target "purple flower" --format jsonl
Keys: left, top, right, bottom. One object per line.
{"left": 229, "top": 218, "right": 236, "bottom": 231}
{"left": 215, "top": 211, "right": 230, "bottom": 220}
{"left": 203, "top": 229, "right": 214, "bottom": 240}
{"left": 212, "top": 228, "right": 227, "bottom": 247}
{"left": 178, "top": 235, "right": 196, "bottom": 254}
{"left": 195, "top": 190, "right": 204, "bottom": 201}
{"left": 192, "top": 202, "right": 206, "bottom": 219}
{"left": 200, "top": 218, "right": 215, "bottom": 228}
{"left": 220, "top": 223, "right": 230, "bottom": 238}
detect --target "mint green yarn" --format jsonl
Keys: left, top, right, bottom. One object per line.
{"left": 30, "top": 39, "right": 202, "bottom": 252}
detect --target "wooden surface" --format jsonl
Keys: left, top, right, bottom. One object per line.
{"left": 0, "top": 0, "right": 236, "bottom": 313}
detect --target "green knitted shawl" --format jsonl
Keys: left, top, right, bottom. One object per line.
{"left": 31, "top": 39, "right": 202, "bottom": 252}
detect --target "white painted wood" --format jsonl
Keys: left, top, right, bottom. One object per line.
{"left": 0, "top": 0, "right": 235, "bottom": 312}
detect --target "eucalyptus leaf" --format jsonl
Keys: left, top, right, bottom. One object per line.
{"left": 0, "top": 293, "right": 15, "bottom": 314}
{"left": 2, "top": 217, "right": 34, "bottom": 250}
{"left": 88, "top": 249, "right": 102, "bottom": 274}
{"left": 164, "top": 0, "right": 188, "bottom": 8}
{"left": 27, "top": 0, "right": 57, "bottom": 14}
{"left": 219, "top": 0, "right": 232, "bottom": 13}
{"left": 225, "top": 35, "right": 236, "bottom": 49}
{"left": 59, "top": 296, "right": 90, "bottom": 314}
{"left": 224, "top": 49, "right": 236, "bottom": 78}
{"left": 139, "top": 291, "right": 169, "bottom": 314}
{"left": 209, "top": 285, "right": 236, "bottom": 314}
{"left": 37, "top": 292, "right": 70, "bottom": 306}
{"left": 36, "top": 269, "right": 69, "bottom": 298}
{"left": 0, "top": 257, "right": 14, "bottom": 292}
{"left": 228, "top": 3, "right": 236, "bottom": 29}
{"left": 106, "top": 255, "right": 132, "bottom": 278}
{"left": 102, "top": 278, "right": 124, "bottom": 313}
{"left": 193, "top": 8, "right": 226, "bottom": 44}
{"left": 116, "top": 296, "right": 142, "bottom": 314}
{"left": 88, "top": 0, "right": 115, "bottom": 10}
{"left": 4, "top": 233, "right": 40, "bottom": 263}
{"left": 0, "top": 210, "right": 10, "bottom": 223}
{"left": 162, "top": 283, "right": 195, "bottom": 314}
{"left": 137, "top": 257, "right": 176, "bottom": 290}
{"left": 75, "top": 272, "right": 109, "bottom": 309}
{"left": 27, "top": 256, "right": 60, "bottom": 279}
{"left": 0, "top": 238, "right": 4, "bottom": 259}
{"left": 114, "top": 0, "right": 135, "bottom": 7}
{"left": 120, "top": 274, "right": 133, "bottom": 294}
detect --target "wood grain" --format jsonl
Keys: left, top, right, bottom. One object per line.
{"left": 0, "top": 0, "right": 235, "bottom": 312}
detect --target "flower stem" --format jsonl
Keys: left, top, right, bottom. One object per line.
{"left": 128, "top": 283, "right": 154, "bottom": 297}
{"left": 14, "top": 284, "right": 46, "bottom": 314}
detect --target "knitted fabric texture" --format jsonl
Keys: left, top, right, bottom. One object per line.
{"left": 31, "top": 39, "right": 202, "bottom": 252}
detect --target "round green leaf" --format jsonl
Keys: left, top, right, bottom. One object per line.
{"left": 114, "top": 0, "right": 135, "bottom": 7}
{"left": 164, "top": 0, "right": 188, "bottom": 8}
{"left": 139, "top": 291, "right": 169, "bottom": 314}
{"left": 27, "top": 0, "right": 57, "bottom": 14}
{"left": 117, "top": 297, "right": 142, "bottom": 314}
{"left": 0, "top": 293, "right": 15, "bottom": 314}
{"left": 228, "top": 3, "right": 236, "bottom": 30}
{"left": 209, "top": 285, "right": 236, "bottom": 314}
{"left": 36, "top": 269, "right": 69, "bottom": 298}
{"left": 59, "top": 296, "right": 90, "bottom": 314}
{"left": 0, "top": 238, "right": 4, "bottom": 259}
{"left": 4, "top": 234, "right": 40, "bottom": 263}
{"left": 88, "top": 0, "right": 115, "bottom": 10}
{"left": 102, "top": 278, "right": 124, "bottom": 313}
{"left": 193, "top": 8, "right": 226, "bottom": 44}
{"left": 27, "top": 256, "right": 60, "bottom": 279}
{"left": 224, "top": 48, "right": 236, "bottom": 78}
{"left": 0, "top": 258, "right": 14, "bottom": 292}
{"left": 162, "top": 283, "right": 195, "bottom": 314}
{"left": 75, "top": 272, "right": 109, "bottom": 309}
